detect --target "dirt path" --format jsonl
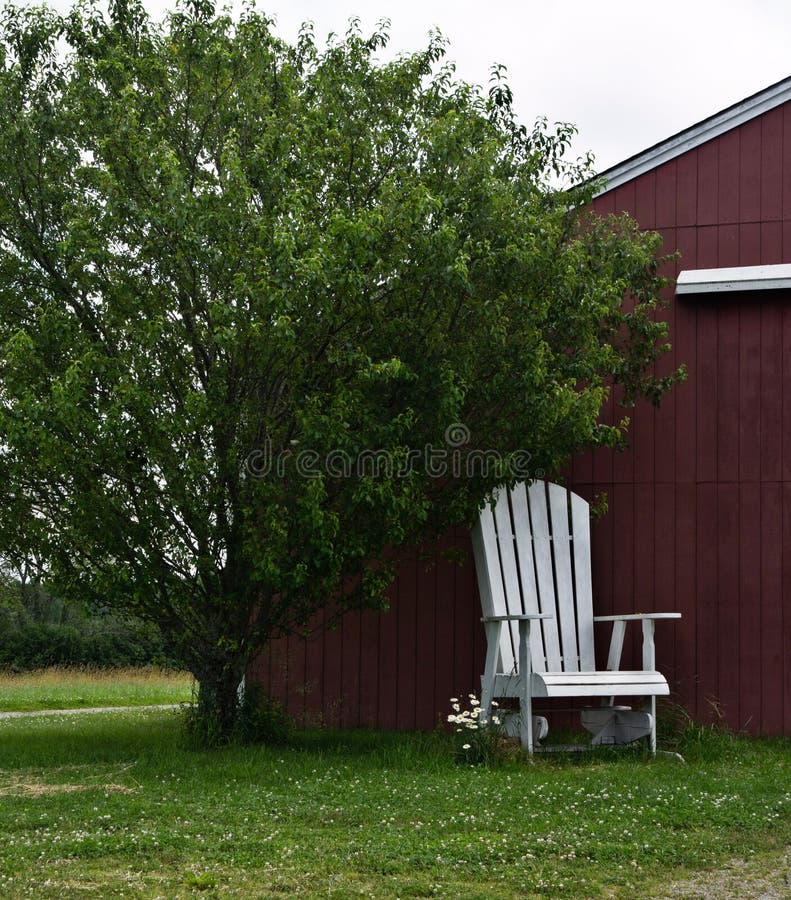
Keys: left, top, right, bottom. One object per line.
{"left": 0, "top": 704, "right": 180, "bottom": 719}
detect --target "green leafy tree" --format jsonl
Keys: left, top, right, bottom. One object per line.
{"left": 0, "top": 0, "right": 681, "bottom": 738}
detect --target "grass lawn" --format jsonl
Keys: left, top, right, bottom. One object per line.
{"left": 0, "top": 707, "right": 788, "bottom": 898}
{"left": 0, "top": 666, "right": 194, "bottom": 711}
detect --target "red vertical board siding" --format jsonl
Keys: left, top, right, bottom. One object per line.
{"left": 613, "top": 386, "right": 634, "bottom": 484}
{"left": 635, "top": 170, "right": 656, "bottom": 229}
{"left": 716, "top": 304, "right": 740, "bottom": 482}
{"left": 696, "top": 483, "right": 719, "bottom": 721}
{"left": 783, "top": 105, "right": 791, "bottom": 221}
{"left": 655, "top": 160, "right": 677, "bottom": 228}
{"left": 760, "top": 482, "right": 783, "bottom": 735}
{"left": 761, "top": 221, "right": 783, "bottom": 264}
{"left": 414, "top": 554, "right": 437, "bottom": 730}
{"left": 302, "top": 615, "right": 325, "bottom": 726}
{"left": 676, "top": 150, "right": 698, "bottom": 226}
{"left": 452, "top": 540, "right": 478, "bottom": 699}
{"left": 697, "top": 140, "right": 719, "bottom": 225}
{"left": 253, "top": 639, "right": 271, "bottom": 706}
{"left": 633, "top": 398, "right": 655, "bottom": 485}
{"left": 592, "top": 191, "right": 615, "bottom": 217}
{"left": 321, "top": 613, "right": 343, "bottom": 728}
{"left": 340, "top": 611, "right": 361, "bottom": 728}
{"left": 395, "top": 553, "right": 417, "bottom": 731}
{"left": 738, "top": 302, "right": 762, "bottom": 483}
{"left": 572, "top": 446, "right": 594, "bottom": 485}
{"left": 250, "top": 103, "right": 791, "bottom": 737}
{"left": 718, "top": 130, "right": 740, "bottom": 224}
{"left": 674, "top": 483, "right": 697, "bottom": 716}
{"left": 433, "top": 533, "right": 457, "bottom": 722}
{"left": 376, "top": 585, "right": 399, "bottom": 730}
{"left": 676, "top": 226, "right": 697, "bottom": 270}
{"left": 783, "top": 302, "right": 791, "bottom": 483}
{"left": 783, "top": 483, "right": 791, "bottom": 735}
{"left": 697, "top": 225, "right": 719, "bottom": 267}
{"left": 286, "top": 633, "right": 306, "bottom": 727}
{"left": 591, "top": 409, "right": 614, "bottom": 485}
{"left": 652, "top": 483, "right": 675, "bottom": 669}
{"left": 674, "top": 304, "right": 697, "bottom": 484}
{"left": 358, "top": 609, "right": 380, "bottom": 727}
{"left": 738, "top": 482, "right": 762, "bottom": 731}
{"left": 716, "top": 484, "right": 740, "bottom": 727}
{"left": 614, "top": 182, "right": 636, "bottom": 217}
{"left": 760, "top": 108, "right": 783, "bottom": 221}
{"left": 612, "top": 484, "right": 637, "bottom": 664}
{"left": 672, "top": 228, "right": 698, "bottom": 480}
{"left": 268, "top": 626, "right": 288, "bottom": 708}
{"left": 739, "top": 223, "right": 761, "bottom": 266}
{"left": 739, "top": 118, "right": 762, "bottom": 224}
{"left": 760, "top": 301, "right": 783, "bottom": 481}
{"left": 717, "top": 223, "right": 740, "bottom": 267}
{"left": 696, "top": 306, "right": 718, "bottom": 482}
{"left": 654, "top": 241, "right": 678, "bottom": 486}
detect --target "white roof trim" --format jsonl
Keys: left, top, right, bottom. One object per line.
{"left": 595, "top": 76, "right": 791, "bottom": 196}
{"left": 676, "top": 264, "right": 791, "bottom": 295}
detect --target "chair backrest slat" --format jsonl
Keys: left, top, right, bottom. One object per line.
{"left": 510, "top": 482, "right": 547, "bottom": 672}
{"left": 570, "top": 490, "right": 595, "bottom": 670}
{"left": 526, "top": 482, "right": 563, "bottom": 671}
{"left": 492, "top": 487, "right": 523, "bottom": 670}
{"left": 472, "top": 497, "right": 515, "bottom": 674}
{"left": 548, "top": 482, "right": 580, "bottom": 672}
{"left": 473, "top": 481, "right": 595, "bottom": 677}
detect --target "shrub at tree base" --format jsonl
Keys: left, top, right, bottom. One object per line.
{"left": 182, "top": 684, "right": 291, "bottom": 748}
{"left": 0, "top": 0, "right": 682, "bottom": 740}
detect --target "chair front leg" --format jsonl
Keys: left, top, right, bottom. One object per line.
{"left": 646, "top": 695, "right": 657, "bottom": 756}
{"left": 517, "top": 619, "right": 534, "bottom": 754}
{"left": 480, "top": 621, "right": 500, "bottom": 726}
{"left": 641, "top": 620, "right": 658, "bottom": 755}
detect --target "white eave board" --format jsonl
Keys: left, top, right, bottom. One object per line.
{"left": 595, "top": 76, "right": 791, "bottom": 197}
{"left": 676, "top": 264, "right": 791, "bottom": 295}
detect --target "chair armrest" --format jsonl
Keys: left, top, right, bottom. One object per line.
{"left": 594, "top": 613, "right": 681, "bottom": 622}
{"left": 481, "top": 614, "right": 553, "bottom": 622}
{"left": 595, "top": 613, "right": 679, "bottom": 673}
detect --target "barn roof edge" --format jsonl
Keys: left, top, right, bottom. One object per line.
{"left": 594, "top": 75, "right": 791, "bottom": 197}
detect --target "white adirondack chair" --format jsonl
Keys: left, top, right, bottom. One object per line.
{"left": 472, "top": 481, "right": 680, "bottom": 755}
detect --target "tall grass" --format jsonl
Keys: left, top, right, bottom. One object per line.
{"left": 0, "top": 666, "right": 193, "bottom": 711}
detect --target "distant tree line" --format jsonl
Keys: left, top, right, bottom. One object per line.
{"left": 0, "top": 569, "right": 179, "bottom": 670}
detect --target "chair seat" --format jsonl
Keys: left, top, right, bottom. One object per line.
{"left": 493, "top": 670, "right": 670, "bottom": 698}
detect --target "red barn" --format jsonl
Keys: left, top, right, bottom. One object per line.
{"left": 251, "top": 77, "right": 791, "bottom": 737}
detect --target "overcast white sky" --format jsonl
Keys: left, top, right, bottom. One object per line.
{"left": 41, "top": 0, "right": 791, "bottom": 173}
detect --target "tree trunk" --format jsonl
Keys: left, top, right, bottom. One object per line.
{"left": 194, "top": 659, "right": 247, "bottom": 743}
